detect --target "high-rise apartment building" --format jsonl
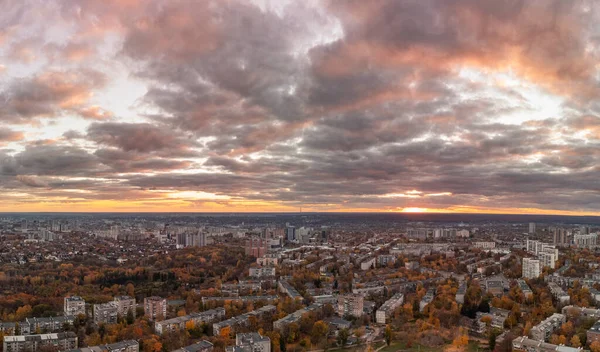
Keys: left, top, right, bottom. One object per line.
{"left": 337, "top": 295, "right": 364, "bottom": 318}
{"left": 144, "top": 297, "right": 167, "bottom": 321}
{"left": 528, "top": 222, "right": 536, "bottom": 234}
{"left": 522, "top": 258, "right": 541, "bottom": 279}
{"left": 553, "top": 228, "right": 569, "bottom": 246}
{"left": 574, "top": 233, "right": 597, "bottom": 248}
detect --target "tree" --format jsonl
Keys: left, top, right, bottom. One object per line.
{"left": 384, "top": 325, "right": 393, "bottom": 346}
{"left": 126, "top": 309, "right": 134, "bottom": 325}
{"left": 591, "top": 341, "right": 600, "bottom": 352}
{"left": 310, "top": 320, "right": 329, "bottom": 345}
{"left": 571, "top": 335, "right": 581, "bottom": 348}
{"left": 126, "top": 283, "right": 135, "bottom": 297}
{"left": 337, "top": 328, "right": 350, "bottom": 347}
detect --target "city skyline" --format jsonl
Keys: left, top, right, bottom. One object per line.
{"left": 2, "top": 0, "right": 600, "bottom": 214}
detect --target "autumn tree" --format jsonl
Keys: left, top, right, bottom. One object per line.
{"left": 384, "top": 325, "right": 392, "bottom": 346}
{"left": 591, "top": 341, "right": 600, "bottom": 352}
{"left": 310, "top": 320, "right": 329, "bottom": 345}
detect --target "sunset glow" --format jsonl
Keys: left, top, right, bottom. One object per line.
{"left": 1, "top": 0, "right": 600, "bottom": 214}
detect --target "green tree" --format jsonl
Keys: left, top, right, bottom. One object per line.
{"left": 337, "top": 328, "right": 350, "bottom": 347}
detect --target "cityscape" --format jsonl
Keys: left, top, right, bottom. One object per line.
{"left": 0, "top": 213, "right": 599, "bottom": 352}
{"left": 3, "top": 1, "right": 600, "bottom": 352}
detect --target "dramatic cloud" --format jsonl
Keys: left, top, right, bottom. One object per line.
{"left": 2, "top": 0, "right": 600, "bottom": 213}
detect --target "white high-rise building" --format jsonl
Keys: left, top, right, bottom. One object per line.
{"left": 528, "top": 222, "right": 536, "bottom": 234}
{"left": 574, "top": 233, "right": 597, "bottom": 248}
{"left": 522, "top": 258, "right": 541, "bottom": 279}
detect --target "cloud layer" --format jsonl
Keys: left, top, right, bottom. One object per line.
{"left": 1, "top": 0, "right": 600, "bottom": 213}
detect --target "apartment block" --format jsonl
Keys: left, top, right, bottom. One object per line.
{"left": 155, "top": 308, "right": 226, "bottom": 335}
{"left": 93, "top": 302, "right": 119, "bottom": 325}
{"left": 64, "top": 296, "right": 86, "bottom": 317}
{"left": 144, "top": 297, "right": 167, "bottom": 321}
{"left": 337, "top": 295, "right": 364, "bottom": 318}
{"left": 3, "top": 332, "right": 77, "bottom": 352}
{"left": 68, "top": 340, "right": 139, "bottom": 352}
{"left": 376, "top": 293, "right": 404, "bottom": 324}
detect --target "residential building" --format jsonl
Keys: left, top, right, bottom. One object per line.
{"left": 530, "top": 313, "right": 566, "bottom": 341}
{"left": 456, "top": 230, "right": 470, "bottom": 238}
{"left": 474, "top": 242, "right": 496, "bottom": 249}
{"left": 512, "top": 336, "right": 582, "bottom": 352}
{"left": 548, "top": 283, "right": 570, "bottom": 305}
{"left": 420, "top": 288, "right": 435, "bottom": 312}
{"left": 539, "top": 248, "right": 558, "bottom": 269}
{"left": 278, "top": 280, "right": 302, "bottom": 300}
{"left": 360, "top": 257, "right": 375, "bottom": 271}
{"left": 246, "top": 237, "right": 268, "bottom": 258}
{"left": 155, "top": 308, "right": 226, "bottom": 335}
{"left": 68, "top": 340, "right": 139, "bottom": 352}
{"left": 337, "top": 295, "right": 364, "bottom": 318}
{"left": 522, "top": 258, "right": 541, "bottom": 279}
{"left": 588, "top": 321, "right": 600, "bottom": 346}
{"left": 562, "top": 306, "right": 600, "bottom": 320}
{"left": 144, "top": 297, "right": 167, "bottom": 321}
{"left": 529, "top": 222, "right": 536, "bottom": 234}
{"left": 226, "top": 333, "right": 270, "bottom": 352}
{"left": 213, "top": 306, "right": 276, "bottom": 336}
{"left": 553, "top": 228, "right": 569, "bottom": 246}
{"left": 64, "top": 296, "right": 86, "bottom": 317}
{"left": 517, "top": 279, "right": 533, "bottom": 300}
{"left": 93, "top": 302, "right": 118, "bottom": 325}
{"left": 114, "top": 296, "right": 136, "bottom": 317}
{"left": 3, "top": 332, "right": 77, "bottom": 352}
{"left": 248, "top": 267, "right": 275, "bottom": 278}
{"left": 455, "top": 282, "right": 467, "bottom": 304}
{"left": 574, "top": 233, "right": 597, "bottom": 248}
{"left": 24, "top": 316, "right": 75, "bottom": 335}
{"left": 172, "top": 341, "right": 214, "bottom": 352}
{"left": 377, "top": 255, "right": 396, "bottom": 267}
{"left": 375, "top": 293, "right": 404, "bottom": 324}
{"left": 273, "top": 304, "right": 323, "bottom": 331}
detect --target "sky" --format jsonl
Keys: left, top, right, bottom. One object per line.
{"left": 1, "top": 0, "right": 600, "bottom": 214}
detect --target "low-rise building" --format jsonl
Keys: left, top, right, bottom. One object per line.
{"left": 93, "top": 302, "right": 119, "bottom": 325}
{"left": 172, "top": 341, "right": 214, "bottom": 352}
{"left": 248, "top": 267, "right": 275, "bottom": 278}
{"left": 273, "top": 304, "right": 322, "bottom": 331}
{"left": 3, "top": 332, "right": 78, "bottom": 352}
{"left": 548, "top": 283, "right": 570, "bottom": 305}
{"left": 64, "top": 296, "right": 86, "bottom": 317}
{"left": 517, "top": 279, "right": 533, "bottom": 300}
{"left": 474, "top": 242, "right": 496, "bottom": 249}
{"left": 512, "top": 336, "right": 582, "bottom": 352}
{"left": 226, "top": 333, "right": 270, "bottom": 352}
{"left": 68, "top": 340, "right": 139, "bottom": 352}
{"left": 155, "top": 308, "right": 226, "bottom": 335}
{"left": 375, "top": 293, "right": 404, "bottom": 324}
{"left": 213, "top": 306, "right": 276, "bottom": 336}
{"left": 562, "top": 306, "right": 600, "bottom": 320}
{"left": 587, "top": 321, "right": 600, "bottom": 346}
{"left": 278, "top": 281, "right": 302, "bottom": 300}
{"left": 420, "top": 288, "right": 435, "bottom": 312}
{"left": 530, "top": 313, "right": 566, "bottom": 341}
{"left": 360, "top": 257, "right": 375, "bottom": 271}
